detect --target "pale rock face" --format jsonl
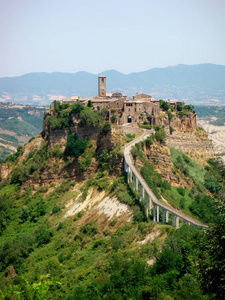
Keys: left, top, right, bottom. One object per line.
{"left": 167, "top": 131, "right": 214, "bottom": 163}
{"left": 160, "top": 113, "right": 197, "bottom": 134}
{"left": 47, "top": 130, "right": 68, "bottom": 152}
{"left": 0, "top": 164, "right": 11, "bottom": 180}
{"left": 197, "top": 118, "right": 225, "bottom": 163}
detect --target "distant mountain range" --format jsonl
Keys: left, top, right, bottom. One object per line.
{"left": 1, "top": 63, "right": 225, "bottom": 106}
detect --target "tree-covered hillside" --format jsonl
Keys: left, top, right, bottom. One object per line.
{"left": 0, "top": 104, "right": 46, "bottom": 160}
{"left": 195, "top": 105, "right": 225, "bottom": 126}
{"left": 0, "top": 111, "right": 224, "bottom": 299}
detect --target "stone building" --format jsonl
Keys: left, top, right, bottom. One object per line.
{"left": 60, "top": 75, "right": 160, "bottom": 125}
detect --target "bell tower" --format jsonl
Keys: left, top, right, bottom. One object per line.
{"left": 98, "top": 75, "right": 106, "bottom": 97}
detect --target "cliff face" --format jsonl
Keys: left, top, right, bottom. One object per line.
{"left": 0, "top": 123, "right": 125, "bottom": 188}
{"left": 158, "top": 112, "right": 197, "bottom": 134}
{"left": 167, "top": 129, "right": 214, "bottom": 166}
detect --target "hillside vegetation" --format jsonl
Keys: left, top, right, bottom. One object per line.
{"left": 0, "top": 104, "right": 46, "bottom": 160}
{"left": 0, "top": 104, "right": 225, "bottom": 299}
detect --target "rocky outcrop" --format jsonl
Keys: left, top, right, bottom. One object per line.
{"left": 143, "top": 143, "right": 191, "bottom": 187}
{"left": 158, "top": 112, "right": 197, "bottom": 134}
{"left": 167, "top": 130, "right": 214, "bottom": 166}
{"left": 47, "top": 130, "right": 68, "bottom": 152}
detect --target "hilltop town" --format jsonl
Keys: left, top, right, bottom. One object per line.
{"left": 55, "top": 75, "right": 185, "bottom": 127}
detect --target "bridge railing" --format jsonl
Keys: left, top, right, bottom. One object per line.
{"left": 124, "top": 131, "right": 208, "bottom": 229}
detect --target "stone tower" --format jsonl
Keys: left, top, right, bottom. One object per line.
{"left": 98, "top": 75, "right": 106, "bottom": 97}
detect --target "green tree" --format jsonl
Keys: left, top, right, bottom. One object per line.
{"left": 71, "top": 101, "right": 84, "bottom": 114}
{"left": 87, "top": 100, "right": 93, "bottom": 108}
{"left": 200, "top": 197, "right": 225, "bottom": 298}
{"left": 166, "top": 111, "right": 173, "bottom": 120}
{"left": 155, "top": 126, "right": 166, "bottom": 144}
{"left": 65, "top": 133, "right": 88, "bottom": 158}
{"left": 79, "top": 110, "right": 100, "bottom": 127}
{"left": 160, "top": 100, "right": 170, "bottom": 111}
{"left": 99, "top": 108, "right": 109, "bottom": 119}
{"left": 204, "top": 176, "right": 222, "bottom": 193}
{"left": 100, "top": 121, "right": 111, "bottom": 135}
{"left": 177, "top": 102, "right": 183, "bottom": 111}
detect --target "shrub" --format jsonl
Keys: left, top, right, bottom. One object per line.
{"left": 204, "top": 176, "right": 222, "bottom": 194}
{"left": 65, "top": 133, "right": 88, "bottom": 158}
{"left": 169, "top": 126, "right": 175, "bottom": 135}
{"left": 52, "top": 206, "right": 61, "bottom": 214}
{"left": 80, "top": 222, "right": 98, "bottom": 235}
{"left": 111, "top": 115, "right": 117, "bottom": 123}
{"left": 145, "top": 136, "right": 153, "bottom": 147}
{"left": 160, "top": 100, "right": 170, "bottom": 111}
{"left": 87, "top": 100, "right": 93, "bottom": 108}
{"left": 177, "top": 187, "right": 185, "bottom": 196}
{"left": 57, "top": 222, "right": 63, "bottom": 231}
{"left": 177, "top": 102, "right": 183, "bottom": 111}
{"left": 70, "top": 101, "right": 84, "bottom": 114}
{"left": 178, "top": 111, "right": 187, "bottom": 116}
{"left": 166, "top": 111, "right": 173, "bottom": 120}
{"left": 100, "top": 121, "right": 111, "bottom": 135}
{"left": 183, "top": 105, "right": 194, "bottom": 111}
{"left": 35, "top": 227, "right": 52, "bottom": 246}
{"left": 99, "top": 108, "right": 109, "bottom": 119}
{"left": 155, "top": 126, "right": 166, "bottom": 144}
{"left": 79, "top": 110, "right": 100, "bottom": 127}
{"left": 45, "top": 115, "right": 70, "bottom": 131}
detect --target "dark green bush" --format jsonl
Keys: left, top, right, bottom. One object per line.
{"left": 177, "top": 187, "right": 185, "bottom": 196}
{"left": 99, "top": 108, "right": 109, "bottom": 119}
{"left": 35, "top": 227, "right": 52, "bottom": 247}
{"left": 80, "top": 222, "right": 98, "bottom": 235}
{"left": 79, "top": 110, "right": 100, "bottom": 127}
{"left": 160, "top": 100, "right": 170, "bottom": 111}
{"left": 70, "top": 101, "right": 84, "bottom": 114}
{"left": 100, "top": 121, "right": 111, "bottom": 135}
{"left": 155, "top": 126, "right": 166, "bottom": 144}
{"left": 57, "top": 222, "right": 63, "bottom": 231}
{"left": 204, "top": 176, "right": 222, "bottom": 193}
{"left": 65, "top": 133, "right": 88, "bottom": 158}
{"left": 52, "top": 206, "right": 61, "bottom": 214}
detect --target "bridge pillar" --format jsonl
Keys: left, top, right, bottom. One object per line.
{"left": 146, "top": 194, "right": 149, "bottom": 216}
{"left": 133, "top": 175, "right": 135, "bottom": 192}
{"left": 162, "top": 209, "right": 165, "bottom": 224}
{"left": 176, "top": 216, "right": 179, "bottom": 228}
{"left": 165, "top": 211, "right": 169, "bottom": 223}
{"left": 130, "top": 170, "right": 133, "bottom": 183}
{"left": 136, "top": 177, "right": 138, "bottom": 191}
{"left": 149, "top": 197, "right": 152, "bottom": 215}
{"left": 153, "top": 204, "right": 156, "bottom": 222}
{"left": 172, "top": 214, "right": 175, "bottom": 227}
{"left": 156, "top": 205, "right": 159, "bottom": 222}
{"left": 142, "top": 186, "right": 145, "bottom": 200}
{"left": 139, "top": 184, "right": 142, "bottom": 202}
{"left": 127, "top": 166, "right": 130, "bottom": 183}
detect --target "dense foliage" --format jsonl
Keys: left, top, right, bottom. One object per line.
{"left": 0, "top": 109, "right": 225, "bottom": 298}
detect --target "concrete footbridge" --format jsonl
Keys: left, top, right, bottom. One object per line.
{"left": 123, "top": 128, "right": 208, "bottom": 229}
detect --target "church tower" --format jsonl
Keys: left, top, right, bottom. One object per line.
{"left": 98, "top": 75, "right": 106, "bottom": 97}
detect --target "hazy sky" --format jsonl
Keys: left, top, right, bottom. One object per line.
{"left": 0, "top": 0, "right": 225, "bottom": 77}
